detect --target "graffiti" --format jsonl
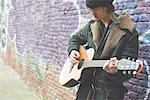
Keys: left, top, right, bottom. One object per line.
{"left": 139, "top": 29, "right": 150, "bottom": 65}
{"left": 132, "top": 27, "right": 150, "bottom": 100}
{"left": 0, "top": 0, "right": 11, "bottom": 50}
{"left": 143, "top": 60, "right": 150, "bottom": 100}
{"left": 0, "top": 28, "right": 6, "bottom": 49}
{"left": 139, "top": 30, "right": 150, "bottom": 45}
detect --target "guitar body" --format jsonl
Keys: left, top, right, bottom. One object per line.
{"left": 59, "top": 46, "right": 95, "bottom": 87}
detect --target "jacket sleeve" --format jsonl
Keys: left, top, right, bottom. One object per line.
{"left": 107, "top": 29, "right": 139, "bottom": 82}
{"left": 68, "top": 23, "right": 89, "bottom": 55}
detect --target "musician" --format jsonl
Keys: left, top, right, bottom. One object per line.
{"left": 68, "top": 0, "right": 139, "bottom": 100}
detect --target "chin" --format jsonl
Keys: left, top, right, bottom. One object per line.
{"left": 94, "top": 19, "right": 101, "bottom": 21}
{"left": 92, "top": 18, "right": 99, "bottom": 21}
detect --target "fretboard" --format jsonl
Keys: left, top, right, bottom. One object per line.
{"left": 81, "top": 60, "right": 138, "bottom": 71}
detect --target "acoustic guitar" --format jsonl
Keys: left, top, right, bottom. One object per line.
{"left": 59, "top": 46, "right": 143, "bottom": 87}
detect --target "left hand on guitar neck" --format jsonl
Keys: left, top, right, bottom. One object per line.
{"left": 103, "top": 57, "right": 119, "bottom": 74}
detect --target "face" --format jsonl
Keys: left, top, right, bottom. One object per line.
{"left": 87, "top": 7, "right": 108, "bottom": 21}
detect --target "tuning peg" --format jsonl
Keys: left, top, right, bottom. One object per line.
{"left": 122, "top": 71, "right": 127, "bottom": 75}
{"left": 136, "top": 59, "right": 141, "bottom": 63}
{"left": 127, "top": 71, "right": 131, "bottom": 74}
{"left": 127, "top": 57, "right": 130, "bottom": 60}
{"left": 132, "top": 58, "right": 135, "bottom": 61}
{"left": 132, "top": 71, "right": 137, "bottom": 75}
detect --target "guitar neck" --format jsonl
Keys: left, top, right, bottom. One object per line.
{"left": 81, "top": 59, "right": 138, "bottom": 70}
{"left": 82, "top": 60, "right": 107, "bottom": 69}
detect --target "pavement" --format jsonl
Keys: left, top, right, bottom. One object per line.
{"left": 0, "top": 60, "right": 41, "bottom": 100}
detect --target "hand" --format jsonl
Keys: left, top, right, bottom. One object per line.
{"left": 103, "top": 57, "right": 118, "bottom": 74}
{"left": 69, "top": 50, "right": 80, "bottom": 64}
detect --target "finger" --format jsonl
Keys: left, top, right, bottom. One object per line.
{"left": 110, "top": 57, "right": 118, "bottom": 68}
{"left": 115, "top": 60, "right": 118, "bottom": 67}
{"left": 70, "top": 58, "right": 78, "bottom": 64}
{"left": 109, "top": 62, "right": 116, "bottom": 68}
{"left": 104, "top": 66, "right": 112, "bottom": 73}
{"left": 72, "top": 51, "right": 80, "bottom": 58}
{"left": 103, "top": 60, "right": 110, "bottom": 69}
{"left": 71, "top": 53, "right": 77, "bottom": 58}
{"left": 74, "top": 51, "right": 80, "bottom": 58}
{"left": 111, "top": 60, "right": 118, "bottom": 68}
{"left": 110, "top": 57, "right": 117, "bottom": 64}
{"left": 72, "top": 52, "right": 80, "bottom": 59}
{"left": 70, "top": 52, "right": 78, "bottom": 59}
{"left": 70, "top": 56, "right": 79, "bottom": 63}
{"left": 103, "top": 65, "right": 109, "bottom": 71}
{"left": 70, "top": 57, "right": 79, "bottom": 63}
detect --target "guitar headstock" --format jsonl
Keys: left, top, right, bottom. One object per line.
{"left": 117, "top": 58, "right": 143, "bottom": 73}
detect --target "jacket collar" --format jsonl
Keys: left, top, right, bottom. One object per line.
{"left": 90, "top": 11, "right": 135, "bottom": 49}
{"left": 110, "top": 11, "right": 135, "bottom": 32}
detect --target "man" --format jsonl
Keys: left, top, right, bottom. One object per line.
{"left": 68, "top": 0, "right": 139, "bottom": 100}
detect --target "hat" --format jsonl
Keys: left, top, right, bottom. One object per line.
{"left": 86, "top": 0, "right": 114, "bottom": 9}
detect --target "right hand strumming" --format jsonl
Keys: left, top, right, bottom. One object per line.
{"left": 69, "top": 50, "right": 80, "bottom": 64}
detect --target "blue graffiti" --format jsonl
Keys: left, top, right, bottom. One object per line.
{"left": 139, "top": 30, "right": 150, "bottom": 45}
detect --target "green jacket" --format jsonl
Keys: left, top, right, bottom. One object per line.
{"left": 68, "top": 12, "right": 139, "bottom": 83}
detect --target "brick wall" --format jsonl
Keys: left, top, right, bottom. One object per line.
{"left": 0, "top": 0, "right": 149, "bottom": 100}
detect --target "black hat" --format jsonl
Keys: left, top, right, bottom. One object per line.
{"left": 86, "top": 0, "right": 114, "bottom": 9}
